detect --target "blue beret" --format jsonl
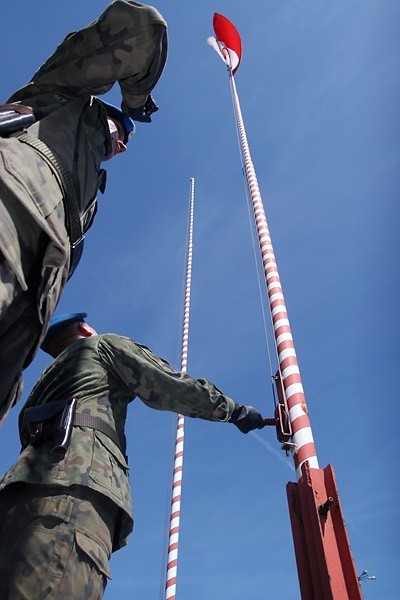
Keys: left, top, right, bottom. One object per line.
{"left": 100, "top": 101, "right": 136, "bottom": 144}
{"left": 41, "top": 312, "right": 87, "bottom": 352}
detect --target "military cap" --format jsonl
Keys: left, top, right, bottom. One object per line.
{"left": 41, "top": 312, "right": 87, "bottom": 352}
{"left": 100, "top": 101, "right": 136, "bottom": 144}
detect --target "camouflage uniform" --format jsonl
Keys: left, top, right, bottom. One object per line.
{"left": 0, "top": 1, "right": 168, "bottom": 419}
{"left": 0, "top": 333, "right": 235, "bottom": 598}
{"left": 0, "top": 485, "right": 118, "bottom": 600}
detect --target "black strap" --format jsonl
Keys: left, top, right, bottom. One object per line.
{"left": 16, "top": 131, "right": 84, "bottom": 250}
{"left": 73, "top": 412, "right": 123, "bottom": 453}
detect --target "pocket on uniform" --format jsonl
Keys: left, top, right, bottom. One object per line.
{"left": 27, "top": 494, "right": 74, "bottom": 524}
{"left": 37, "top": 251, "right": 68, "bottom": 330}
{"left": 1, "top": 144, "right": 64, "bottom": 219}
{"left": 89, "top": 433, "right": 129, "bottom": 500}
{"left": 75, "top": 530, "right": 112, "bottom": 579}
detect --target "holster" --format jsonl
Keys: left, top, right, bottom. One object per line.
{"left": 23, "top": 398, "right": 77, "bottom": 456}
{"left": 0, "top": 103, "right": 36, "bottom": 137}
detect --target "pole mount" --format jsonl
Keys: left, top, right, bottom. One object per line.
{"left": 319, "top": 496, "right": 334, "bottom": 517}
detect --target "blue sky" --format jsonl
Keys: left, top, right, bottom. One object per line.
{"left": 1, "top": 1, "right": 399, "bottom": 598}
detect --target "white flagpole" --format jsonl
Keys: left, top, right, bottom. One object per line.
{"left": 165, "top": 178, "right": 195, "bottom": 599}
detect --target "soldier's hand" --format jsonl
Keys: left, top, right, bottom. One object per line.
{"left": 125, "top": 95, "right": 159, "bottom": 123}
{"left": 229, "top": 403, "right": 266, "bottom": 434}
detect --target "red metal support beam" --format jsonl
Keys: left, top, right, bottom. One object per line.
{"left": 287, "top": 461, "right": 363, "bottom": 600}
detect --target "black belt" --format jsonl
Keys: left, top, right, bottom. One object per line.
{"left": 23, "top": 399, "right": 125, "bottom": 457}
{"left": 74, "top": 412, "right": 124, "bottom": 453}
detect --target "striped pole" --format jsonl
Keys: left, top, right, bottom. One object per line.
{"left": 229, "top": 73, "right": 318, "bottom": 480}
{"left": 210, "top": 22, "right": 363, "bottom": 599}
{"left": 165, "top": 177, "right": 195, "bottom": 599}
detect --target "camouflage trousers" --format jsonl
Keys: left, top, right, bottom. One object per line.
{"left": 0, "top": 137, "right": 68, "bottom": 422}
{"left": 0, "top": 483, "right": 118, "bottom": 599}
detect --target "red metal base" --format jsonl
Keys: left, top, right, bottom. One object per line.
{"left": 287, "top": 462, "right": 362, "bottom": 600}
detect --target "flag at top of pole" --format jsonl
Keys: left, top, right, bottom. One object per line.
{"left": 207, "top": 13, "right": 242, "bottom": 73}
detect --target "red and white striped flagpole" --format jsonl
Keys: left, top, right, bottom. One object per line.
{"left": 228, "top": 72, "right": 364, "bottom": 598}
{"left": 229, "top": 72, "right": 319, "bottom": 480}
{"left": 208, "top": 14, "right": 318, "bottom": 479}
{"left": 209, "top": 19, "right": 363, "bottom": 599}
{"left": 165, "top": 177, "right": 195, "bottom": 599}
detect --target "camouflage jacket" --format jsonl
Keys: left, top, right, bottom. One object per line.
{"left": 7, "top": 0, "right": 167, "bottom": 243}
{"left": 0, "top": 334, "right": 235, "bottom": 551}
{"left": 8, "top": 0, "right": 167, "bottom": 233}
{"left": 0, "top": 1, "right": 167, "bottom": 369}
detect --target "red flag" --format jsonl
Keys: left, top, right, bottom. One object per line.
{"left": 213, "top": 13, "right": 242, "bottom": 73}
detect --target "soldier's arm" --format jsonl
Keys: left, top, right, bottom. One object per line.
{"left": 9, "top": 1, "right": 167, "bottom": 113}
{"left": 98, "top": 335, "right": 236, "bottom": 422}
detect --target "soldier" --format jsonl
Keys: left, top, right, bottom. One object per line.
{"left": 0, "top": 0, "right": 168, "bottom": 422}
{"left": 0, "top": 313, "right": 266, "bottom": 598}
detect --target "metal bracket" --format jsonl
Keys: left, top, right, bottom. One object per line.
{"left": 268, "top": 371, "right": 293, "bottom": 443}
{"left": 319, "top": 496, "right": 334, "bottom": 517}
{"left": 281, "top": 441, "right": 297, "bottom": 456}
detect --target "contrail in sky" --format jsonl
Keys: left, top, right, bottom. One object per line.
{"left": 250, "top": 431, "right": 295, "bottom": 472}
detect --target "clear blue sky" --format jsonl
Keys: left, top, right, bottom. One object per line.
{"left": 1, "top": 1, "right": 399, "bottom": 598}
